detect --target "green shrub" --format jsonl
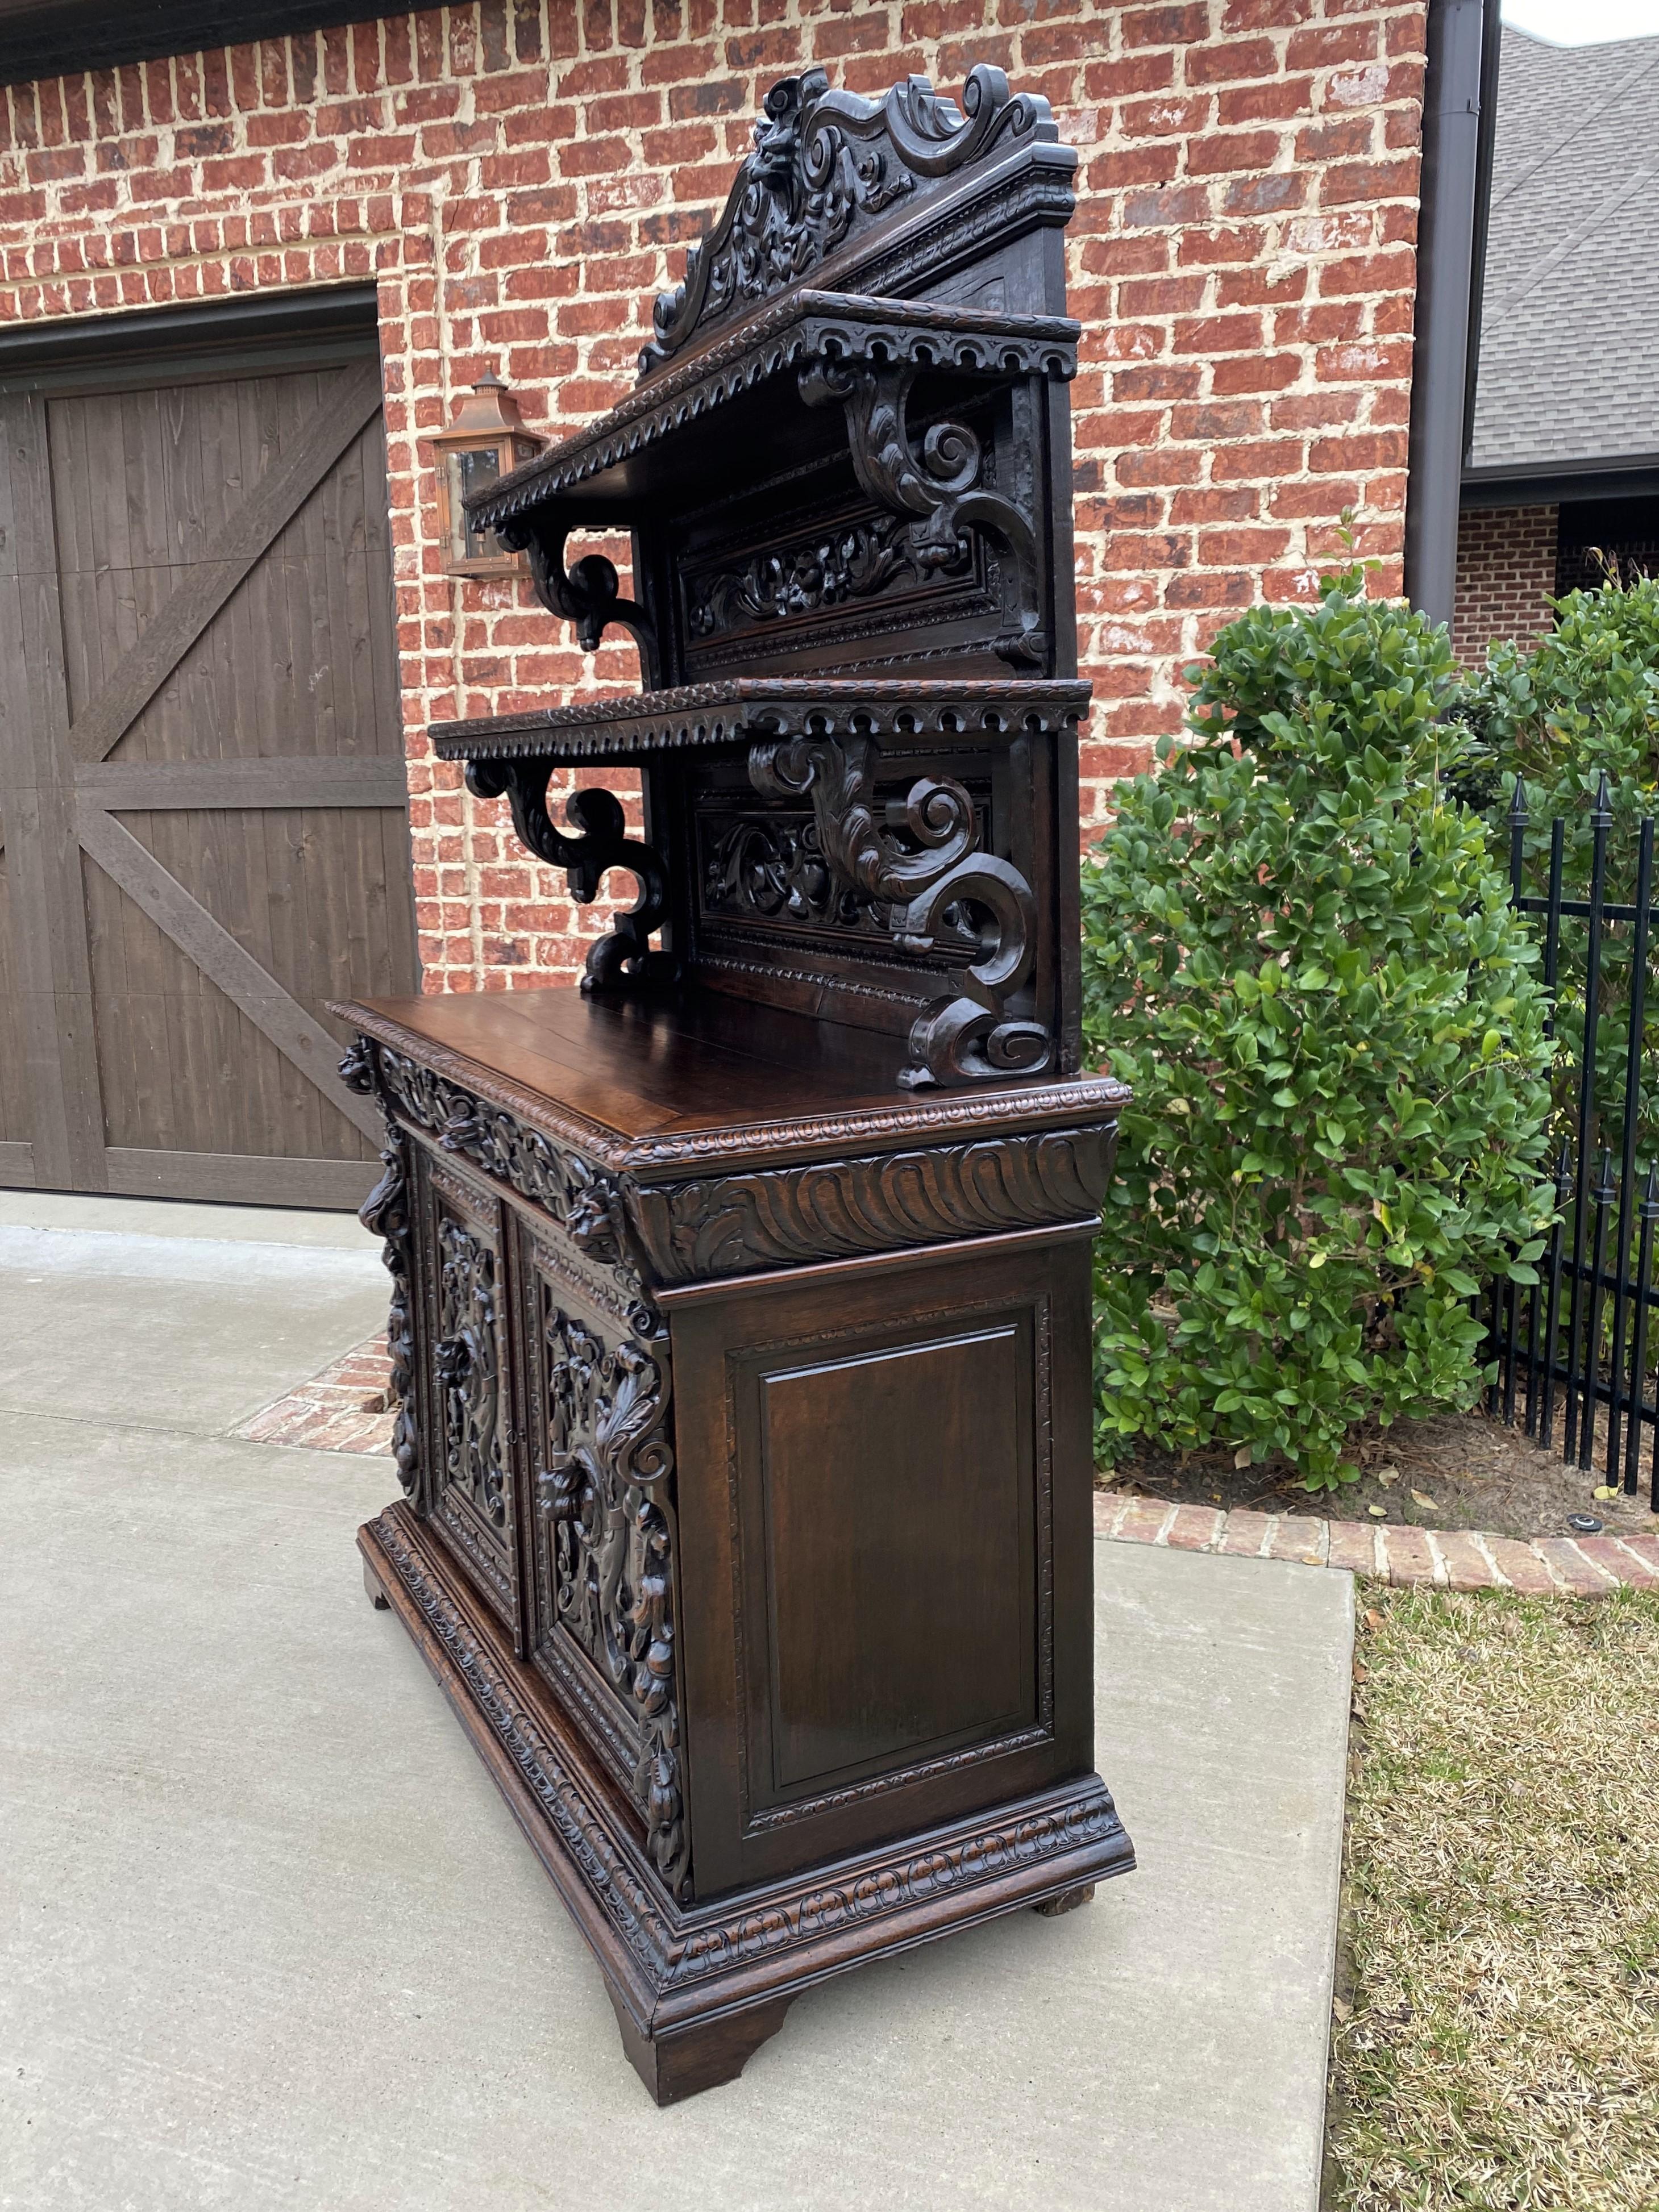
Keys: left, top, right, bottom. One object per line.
{"left": 1462, "top": 571, "right": 1659, "bottom": 828}
{"left": 1461, "top": 574, "right": 1659, "bottom": 1155}
{"left": 1083, "top": 573, "right": 1558, "bottom": 1490}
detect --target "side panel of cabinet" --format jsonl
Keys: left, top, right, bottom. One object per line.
{"left": 667, "top": 1227, "right": 1097, "bottom": 1899}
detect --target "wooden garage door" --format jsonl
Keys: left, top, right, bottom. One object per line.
{"left": 0, "top": 334, "right": 417, "bottom": 1209}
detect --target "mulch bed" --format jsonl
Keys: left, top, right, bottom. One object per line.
{"left": 1105, "top": 1405, "right": 1659, "bottom": 1547}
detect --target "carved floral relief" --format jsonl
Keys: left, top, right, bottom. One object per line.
{"left": 537, "top": 1301, "right": 689, "bottom": 1899}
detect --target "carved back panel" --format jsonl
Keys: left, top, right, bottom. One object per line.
{"left": 639, "top": 67, "right": 1075, "bottom": 375}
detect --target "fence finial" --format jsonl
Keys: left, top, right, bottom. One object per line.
{"left": 1643, "top": 1163, "right": 1659, "bottom": 1220}
{"left": 1592, "top": 769, "right": 1615, "bottom": 830}
{"left": 1507, "top": 774, "right": 1528, "bottom": 826}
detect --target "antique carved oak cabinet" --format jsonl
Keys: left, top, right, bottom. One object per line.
{"left": 339, "top": 64, "right": 1134, "bottom": 2104}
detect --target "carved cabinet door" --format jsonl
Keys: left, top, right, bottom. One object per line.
{"left": 418, "top": 1149, "right": 522, "bottom": 1645}
{"left": 517, "top": 1221, "right": 690, "bottom": 1902}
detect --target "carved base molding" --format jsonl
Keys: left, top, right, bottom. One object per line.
{"left": 360, "top": 1501, "right": 1134, "bottom": 2106}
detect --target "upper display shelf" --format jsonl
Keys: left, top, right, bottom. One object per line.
{"left": 430, "top": 675, "right": 1091, "bottom": 765}
{"left": 464, "top": 290, "right": 1080, "bottom": 535}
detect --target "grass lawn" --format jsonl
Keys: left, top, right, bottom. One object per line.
{"left": 1326, "top": 1585, "right": 1659, "bottom": 2211}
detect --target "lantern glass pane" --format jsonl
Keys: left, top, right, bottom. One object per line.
{"left": 455, "top": 444, "right": 504, "bottom": 564}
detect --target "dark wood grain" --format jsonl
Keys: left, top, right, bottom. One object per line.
{"left": 350, "top": 62, "right": 1130, "bottom": 2105}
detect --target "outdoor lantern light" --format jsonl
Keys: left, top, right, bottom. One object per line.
{"left": 431, "top": 373, "right": 544, "bottom": 578}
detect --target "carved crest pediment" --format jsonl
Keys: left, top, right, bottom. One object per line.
{"left": 639, "top": 64, "right": 1059, "bottom": 379}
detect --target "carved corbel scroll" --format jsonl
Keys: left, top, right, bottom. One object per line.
{"left": 464, "top": 757, "right": 679, "bottom": 994}
{"left": 341, "top": 1038, "right": 420, "bottom": 1498}
{"left": 749, "top": 732, "right": 1049, "bottom": 1086}
{"left": 502, "top": 518, "right": 660, "bottom": 680}
{"left": 797, "top": 358, "right": 1044, "bottom": 668}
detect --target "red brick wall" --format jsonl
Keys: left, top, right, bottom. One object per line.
{"left": 1452, "top": 503, "right": 1557, "bottom": 666}
{"left": 0, "top": 0, "right": 1428, "bottom": 992}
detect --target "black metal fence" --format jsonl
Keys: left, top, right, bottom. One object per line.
{"left": 1486, "top": 773, "right": 1659, "bottom": 1507}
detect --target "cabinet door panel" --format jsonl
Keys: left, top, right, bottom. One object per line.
{"left": 758, "top": 1320, "right": 1033, "bottom": 1792}
{"left": 669, "top": 1230, "right": 1095, "bottom": 1899}
{"left": 419, "top": 1148, "right": 518, "bottom": 1637}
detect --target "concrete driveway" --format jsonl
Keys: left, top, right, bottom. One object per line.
{"left": 0, "top": 1194, "right": 1353, "bottom": 2212}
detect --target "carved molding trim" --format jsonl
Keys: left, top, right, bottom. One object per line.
{"left": 375, "top": 1046, "right": 633, "bottom": 1273}
{"left": 336, "top": 1003, "right": 1128, "bottom": 1174}
{"left": 629, "top": 1124, "right": 1114, "bottom": 1281}
{"left": 670, "top": 1791, "right": 1122, "bottom": 1984}
{"left": 430, "top": 676, "right": 1088, "bottom": 765}
{"left": 462, "top": 759, "right": 678, "bottom": 994}
{"left": 685, "top": 510, "right": 967, "bottom": 643}
{"left": 466, "top": 289, "right": 1076, "bottom": 537}
{"left": 368, "top": 1504, "right": 1129, "bottom": 1980}
{"left": 369, "top": 1509, "right": 678, "bottom": 1969}
{"left": 536, "top": 1302, "right": 689, "bottom": 1899}
{"left": 639, "top": 68, "right": 1059, "bottom": 376}
{"left": 344, "top": 1038, "right": 420, "bottom": 1499}
{"left": 749, "top": 731, "right": 1047, "bottom": 1088}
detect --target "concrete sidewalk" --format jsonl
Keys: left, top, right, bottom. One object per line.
{"left": 0, "top": 1197, "right": 1353, "bottom": 2212}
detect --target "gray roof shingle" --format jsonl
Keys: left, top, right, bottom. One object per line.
{"left": 1467, "top": 26, "right": 1659, "bottom": 474}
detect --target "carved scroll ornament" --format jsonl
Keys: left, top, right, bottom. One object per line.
{"left": 436, "top": 1216, "right": 507, "bottom": 1532}
{"left": 797, "top": 357, "right": 1043, "bottom": 666}
{"left": 627, "top": 1124, "right": 1116, "bottom": 1281}
{"left": 343, "top": 1038, "right": 420, "bottom": 1498}
{"left": 641, "top": 66, "right": 1052, "bottom": 376}
{"left": 463, "top": 759, "right": 678, "bottom": 995}
{"left": 686, "top": 510, "right": 965, "bottom": 642}
{"left": 748, "top": 732, "right": 1049, "bottom": 1087}
{"left": 537, "top": 1306, "right": 689, "bottom": 1899}
{"left": 502, "top": 519, "right": 660, "bottom": 682}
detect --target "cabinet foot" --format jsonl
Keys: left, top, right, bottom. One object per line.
{"left": 608, "top": 1986, "right": 796, "bottom": 2106}
{"left": 1033, "top": 1882, "right": 1095, "bottom": 1918}
{"left": 363, "top": 1556, "right": 391, "bottom": 1610}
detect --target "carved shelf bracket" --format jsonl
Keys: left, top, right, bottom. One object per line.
{"left": 505, "top": 518, "right": 661, "bottom": 678}
{"left": 797, "top": 357, "right": 1045, "bottom": 668}
{"left": 749, "top": 731, "right": 1049, "bottom": 1086}
{"left": 465, "top": 757, "right": 679, "bottom": 994}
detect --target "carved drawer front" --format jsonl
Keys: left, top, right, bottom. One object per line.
{"left": 418, "top": 1149, "right": 519, "bottom": 1638}
{"left": 519, "top": 1226, "right": 691, "bottom": 1903}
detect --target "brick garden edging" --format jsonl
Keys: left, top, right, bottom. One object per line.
{"left": 1095, "top": 1488, "right": 1659, "bottom": 1596}
{"left": 236, "top": 1338, "right": 397, "bottom": 1457}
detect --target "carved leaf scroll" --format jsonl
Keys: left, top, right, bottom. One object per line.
{"left": 436, "top": 1215, "right": 507, "bottom": 1533}
{"left": 748, "top": 731, "right": 1049, "bottom": 1087}
{"left": 537, "top": 1303, "right": 689, "bottom": 1899}
{"left": 343, "top": 1038, "right": 421, "bottom": 1498}
{"left": 641, "top": 66, "right": 1053, "bottom": 377}
{"left": 627, "top": 1125, "right": 1117, "bottom": 1281}
{"left": 796, "top": 359, "right": 1043, "bottom": 668}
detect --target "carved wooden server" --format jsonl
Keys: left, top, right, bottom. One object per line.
{"left": 338, "top": 63, "right": 1134, "bottom": 2105}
